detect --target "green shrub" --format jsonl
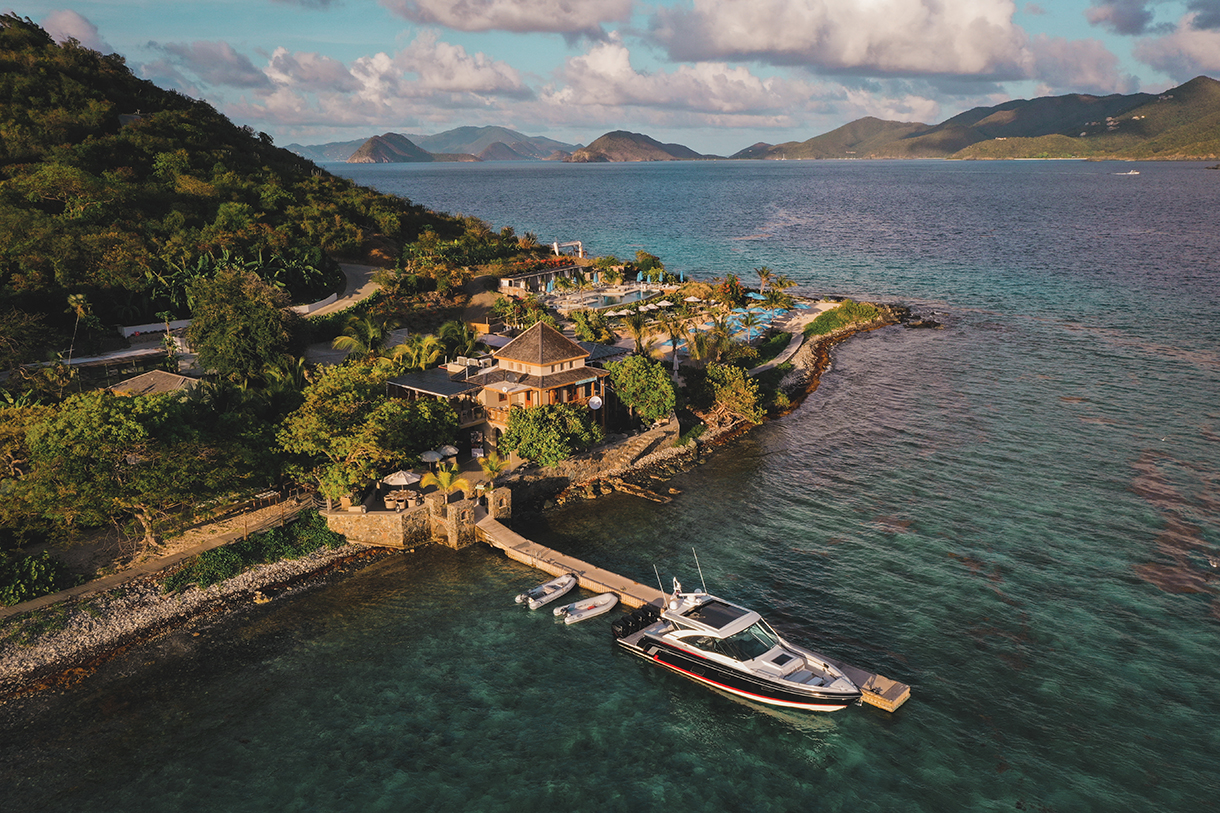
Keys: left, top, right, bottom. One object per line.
{"left": 803, "top": 300, "right": 880, "bottom": 336}
{"left": 163, "top": 510, "right": 346, "bottom": 593}
{"left": 0, "top": 550, "right": 77, "bottom": 606}
{"left": 675, "top": 424, "right": 706, "bottom": 447}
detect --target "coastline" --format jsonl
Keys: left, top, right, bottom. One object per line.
{"left": 0, "top": 302, "right": 908, "bottom": 701}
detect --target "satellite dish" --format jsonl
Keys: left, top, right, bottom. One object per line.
{"left": 588, "top": 396, "right": 603, "bottom": 410}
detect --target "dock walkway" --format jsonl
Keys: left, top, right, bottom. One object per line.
{"left": 474, "top": 513, "right": 910, "bottom": 712}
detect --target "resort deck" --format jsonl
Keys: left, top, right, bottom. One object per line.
{"left": 475, "top": 514, "right": 910, "bottom": 712}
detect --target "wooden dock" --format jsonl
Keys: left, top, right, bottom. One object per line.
{"left": 475, "top": 514, "right": 910, "bottom": 713}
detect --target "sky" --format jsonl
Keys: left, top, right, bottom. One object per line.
{"left": 11, "top": 1, "right": 1220, "bottom": 154}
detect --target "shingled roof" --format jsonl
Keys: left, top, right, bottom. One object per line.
{"left": 495, "top": 321, "right": 588, "bottom": 365}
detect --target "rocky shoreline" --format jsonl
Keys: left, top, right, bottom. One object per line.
{"left": 0, "top": 300, "right": 917, "bottom": 700}
{"left": 0, "top": 544, "right": 394, "bottom": 701}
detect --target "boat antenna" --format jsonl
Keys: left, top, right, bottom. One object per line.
{"left": 692, "top": 547, "right": 707, "bottom": 593}
{"left": 654, "top": 564, "right": 665, "bottom": 596}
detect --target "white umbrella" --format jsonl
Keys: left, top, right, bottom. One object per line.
{"left": 684, "top": 296, "right": 702, "bottom": 302}
{"left": 657, "top": 300, "right": 673, "bottom": 307}
{"left": 383, "top": 470, "right": 420, "bottom": 488}
{"left": 438, "top": 444, "right": 460, "bottom": 457}
{"left": 420, "top": 450, "right": 443, "bottom": 463}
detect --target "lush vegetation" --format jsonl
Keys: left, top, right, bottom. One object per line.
{"left": 162, "top": 510, "right": 344, "bottom": 592}
{"left": 0, "top": 14, "right": 468, "bottom": 368}
{"left": 499, "top": 403, "right": 605, "bottom": 467}
{"left": 607, "top": 355, "right": 675, "bottom": 423}
{"left": 0, "top": 549, "right": 77, "bottom": 605}
{"left": 803, "top": 299, "right": 881, "bottom": 336}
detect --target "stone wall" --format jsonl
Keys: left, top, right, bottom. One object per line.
{"left": 500, "top": 417, "right": 681, "bottom": 508}
{"left": 323, "top": 486, "right": 511, "bottom": 550}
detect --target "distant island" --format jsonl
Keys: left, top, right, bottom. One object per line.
{"left": 287, "top": 126, "right": 581, "bottom": 164}
{"left": 292, "top": 75, "right": 1220, "bottom": 164}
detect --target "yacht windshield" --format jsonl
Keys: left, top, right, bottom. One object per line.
{"left": 717, "top": 621, "right": 781, "bottom": 662}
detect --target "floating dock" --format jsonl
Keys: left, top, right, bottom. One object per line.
{"left": 475, "top": 514, "right": 910, "bottom": 713}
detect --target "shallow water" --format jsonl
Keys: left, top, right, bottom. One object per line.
{"left": 3, "top": 160, "right": 1218, "bottom": 812}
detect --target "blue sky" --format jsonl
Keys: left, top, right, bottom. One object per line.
{"left": 12, "top": 1, "right": 1220, "bottom": 154}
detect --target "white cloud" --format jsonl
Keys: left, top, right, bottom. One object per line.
{"left": 41, "top": 10, "right": 112, "bottom": 52}
{"left": 380, "top": 0, "right": 632, "bottom": 37}
{"left": 1134, "top": 13, "right": 1220, "bottom": 76}
{"left": 1030, "top": 34, "right": 1140, "bottom": 94}
{"left": 266, "top": 48, "right": 361, "bottom": 92}
{"left": 149, "top": 40, "right": 272, "bottom": 88}
{"left": 545, "top": 39, "right": 815, "bottom": 116}
{"left": 648, "top": 0, "right": 1033, "bottom": 79}
{"left": 395, "top": 31, "right": 531, "bottom": 96}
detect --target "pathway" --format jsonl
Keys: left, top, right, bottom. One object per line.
{"left": 0, "top": 500, "right": 311, "bottom": 621}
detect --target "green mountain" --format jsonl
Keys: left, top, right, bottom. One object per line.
{"left": 566, "top": 130, "right": 706, "bottom": 162}
{"left": 346, "top": 132, "right": 476, "bottom": 163}
{"left": 740, "top": 77, "right": 1220, "bottom": 160}
{"left": 406, "top": 126, "right": 579, "bottom": 159}
{"left": 284, "top": 137, "right": 369, "bottom": 163}
{"left": 0, "top": 14, "right": 465, "bottom": 353}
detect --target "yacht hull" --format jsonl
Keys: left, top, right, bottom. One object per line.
{"left": 619, "top": 635, "right": 860, "bottom": 711}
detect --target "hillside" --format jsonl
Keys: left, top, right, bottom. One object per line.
{"left": 0, "top": 15, "right": 467, "bottom": 357}
{"left": 740, "top": 77, "right": 1220, "bottom": 160}
{"left": 347, "top": 132, "right": 435, "bottom": 163}
{"left": 284, "top": 137, "right": 369, "bottom": 163}
{"left": 566, "top": 131, "right": 705, "bottom": 162}
{"left": 407, "top": 126, "right": 579, "bottom": 159}
{"left": 346, "top": 133, "right": 477, "bottom": 163}
{"left": 478, "top": 142, "right": 535, "bottom": 161}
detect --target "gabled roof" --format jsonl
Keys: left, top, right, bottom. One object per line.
{"left": 109, "top": 370, "right": 199, "bottom": 397}
{"left": 495, "top": 321, "right": 588, "bottom": 366}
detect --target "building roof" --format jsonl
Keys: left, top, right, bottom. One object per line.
{"left": 578, "top": 341, "right": 630, "bottom": 366}
{"left": 387, "top": 368, "right": 483, "bottom": 398}
{"left": 495, "top": 322, "right": 588, "bottom": 366}
{"left": 467, "top": 365, "right": 607, "bottom": 393}
{"left": 109, "top": 369, "right": 200, "bottom": 397}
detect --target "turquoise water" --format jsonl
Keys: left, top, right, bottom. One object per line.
{"left": 3, "top": 161, "right": 1219, "bottom": 811}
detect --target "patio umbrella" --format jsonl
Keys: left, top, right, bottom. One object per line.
{"left": 420, "top": 450, "right": 443, "bottom": 463}
{"left": 657, "top": 300, "right": 673, "bottom": 307}
{"left": 383, "top": 470, "right": 420, "bottom": 488}
{"left": 438, "top": 444, "right": 459, "bottom": 457}
{"left": 747, "top": 291, "right": 766, "bottom": 300}
{"left": 684, "top": 296, "right": 701, "bottom": 302}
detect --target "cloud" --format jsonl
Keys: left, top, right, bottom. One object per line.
{"left": 1084, "top": 0, "right": 1157, "bottom": 35}
{"left": 1134, "top": 13, "right": 1220, "bottom": 75}
{"left": 380, "top": 0, "right": 632, "bottom": 38}
{"left": 1030, "top": 34, "right": 1140, "bottom": 93}
{"left": 41, "top": 10, "right": 112, "bottom": 52}
{"left": 149, "top": 40, "right": 272, "bottom": 88}
{"left": 266, "top": 48, "right": 361, "bottom": 92}
{"left": 647, "top": 0, "right": 1033, "bottom": 79}
{"left": 545, "top": 39, "right": 814, "bottom": 117}
{"left": 394, "top": 31, "right": 531, "bottom": 96}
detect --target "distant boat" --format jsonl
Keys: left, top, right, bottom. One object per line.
{"left": 1114, "top": 170, "right": 1140, "bottom": 175}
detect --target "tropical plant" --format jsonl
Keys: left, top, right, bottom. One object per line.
{"left": 332, "top": 313, "right": 401, "bottom": 360}
{"left": 623, "top": 312, "right": 653, "bottom": 356}
{"left": 187, "top": 269, "right": 301, "bottom": 385}
{"left": 498, "top": 403, "right": 605, "bottom": 467}
{"left": 392, "top": 333, "right": 444, "bottom": 372}
{"left": 754, "top": 265, "right": 774, "bottom": 292}
{"left": 607, "top": 354, "right": 675, "bottom": 423}
{"left": 478, "top": 451, "right": 509, "bottom": 485}
{"left": 438, "top": 320, "right": 486, "bottom": 359}
{"left": 421, "top": 461, "right": 471, "bottom": 498}
{"left": 655, "top": 313, "right": 690, "bottom": 375}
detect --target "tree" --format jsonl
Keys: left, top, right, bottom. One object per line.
{"left": 623, "top": 312, "right": 653, "bottom": 355}
{"left": 438, "top": 320, "right": 486, "bottom": 359}
{"left": 420, "top": 461, "right": 471, "bottom": 499}
{"left": 656, "top": 313, "right": 690, "bottom": 375}
{"left": 19, "top": 391, "right": 242, "bottom": 552}
{"left": 332, "top": 313, "right": 400, "bottom": 360}
{"left": 277, "top": 361, "right": 457, "bottom": 504}
{"left": 498, "top": 403, "right": 605, "bottom": 467}
{"left": 187, "top": 269, "right": 300, "bottom": 384}
{"left": 754, "top": 265, "right": 774, "bottom": 292}
{"left": 478, "top": 451, "right": 508, "bottom": 485}
{"left": 392, "top": 333, "right": 444, "bottom": 372}
{"left": 608, "top": 354, "right": 675, "bottom": 424}
{"left": 703, "top": 363, "right": 765, "bottom": 426}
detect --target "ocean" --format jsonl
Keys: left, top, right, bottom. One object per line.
{"left": 3, "top": 160, "right": 1218, "bottom": 812}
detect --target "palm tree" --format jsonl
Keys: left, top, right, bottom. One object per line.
{"left": 754, "top": 265, "right": 774, "bottom": 293}
{"left": 393, "top": 333, "right": 444, "bottom": 372}
{"left": 624, "top": 312, "right": 651, "bottom": 355}
{"left": 740, "top": 308, "right": 765, "bottom": 343}
{"left": 332, "top": 313, "right": 400, "bottom": 360}
{"left": 421, "top": 461, "right": 471, "bottom": 499}
{"left": 656, "top": 313, "right": 690, "bottom": 376}
{"left": 438, "top": 320, "right": 485, "bottom": 359}
{"left": 478, "top": 451, "right": 508, "bottom": 486}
